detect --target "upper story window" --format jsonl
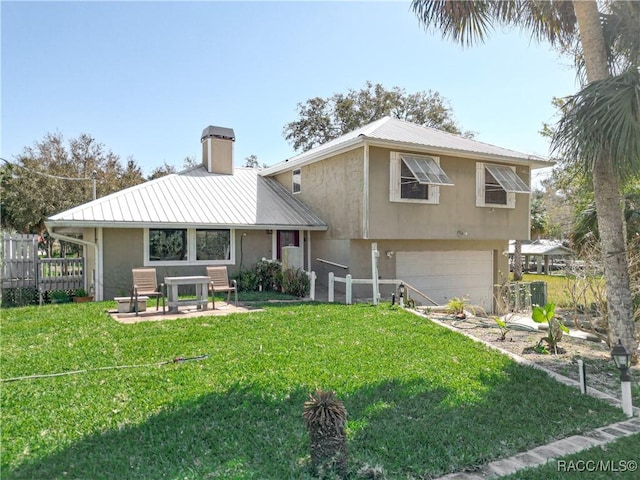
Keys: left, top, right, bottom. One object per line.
{"left": 476, "top": 163, "right": 530, "bottom": 208}
{"left": 390, "top": 152, "right": 453, "bottom": 204}
{"left": 145, "top": 228, "right": 234, "bottom": 266}
{"left": 292, "top": 169, "right": 301, "bottom": 193}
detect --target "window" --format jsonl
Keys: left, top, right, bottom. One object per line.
{"left": 196, "top": 229, "right": 231, "bottom": 261}
{"left": 390, "top": 152, "right": 453, "bottom": 204}
{"left": 145, "top": 228, "right": 234, "bottom": 265}
{"left": 292, "top": 169, "right": 301, "bottom": 193}
{"left": 277, "top": 230, "right": 300, "bottom": 260}
{"left": 476, "top": 163, "right": 530, "bottom": 208}
{"left": 149, "top": 229, "right": 187, "bottom": 261}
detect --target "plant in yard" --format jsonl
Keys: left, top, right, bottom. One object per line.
{"left": 303, "top": 389, "right": 348, "bottom": 479}
{"left": 49, "top": 290, "right": 71, "bottom": 304}
{"left": 281, "top": 268, "right": 310, "bottom": 297}
{"left": 447, "top": 296, "right": 467, "bottom": 318}
{"left": 493, "top": 316, "right": 511, "bottom": 342}
{"left": 532, "top": 303, "right": 569, "bottom": 355}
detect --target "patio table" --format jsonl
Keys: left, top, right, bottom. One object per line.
{"left": 164, "top": 276, "right": 209, "bottom": 313}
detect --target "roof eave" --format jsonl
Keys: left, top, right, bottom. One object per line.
{"left": 46, "top": 220, "right": 328, "bottom": 231}
{"left": 364, "top": 138, "right": 553, "bottom": 168}
{"left": 260, "top": 137, "right": 365, "bottom": 176}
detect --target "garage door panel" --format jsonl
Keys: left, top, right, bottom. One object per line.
{"left": 397, "top": 251, "right": 493, "bottom": 311}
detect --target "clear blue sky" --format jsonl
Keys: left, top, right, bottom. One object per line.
{"left": 2, "top": 1, "right": 579, "bottom": 182}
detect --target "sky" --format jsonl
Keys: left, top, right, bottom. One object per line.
{"left": 2, "top": 1, "right": 580, "bottom": 183}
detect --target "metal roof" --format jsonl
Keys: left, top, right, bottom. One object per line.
{"left": 261, "top": 116, "right": 553, "bottom": 176}
{"left": 46, "top": 167, "right": 327, "bottom": 230}
{"left": 508, "top": 241, "right": 574, "bottom": 256}
{"left": 201, "top": 125, "right": 235, "bottom": 141}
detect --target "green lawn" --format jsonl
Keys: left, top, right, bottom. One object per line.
{"left": 517, "top": 273, "right": 604, "bottom": 308}
{"left": 1, "top": 301, "right": 625, "bottom": 479}
{"left": 500, "top": 433, "right": 640, "bottom": 479}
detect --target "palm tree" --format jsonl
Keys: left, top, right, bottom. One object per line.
{"left": 411, "top": 0, "right": 639, "bottom": 359}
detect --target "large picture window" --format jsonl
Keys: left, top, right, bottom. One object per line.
{"left": 149, "top": 229, "right": 187, "bottom": 261}
{"left": 196, "top": 229, "right": 231, "bottom": 261}
{"left": 145, "top": 228, "right": 234, "bottom": 265}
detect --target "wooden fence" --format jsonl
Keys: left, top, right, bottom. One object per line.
{"left": 1, "top": 233, "right": 85, "bottom": 304}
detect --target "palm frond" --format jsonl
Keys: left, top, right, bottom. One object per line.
{"left": 551, "top": 67, "right": 640, "bottom": 179}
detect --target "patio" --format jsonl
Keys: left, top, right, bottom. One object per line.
{"left": 109, "top": 300, "right": 258, "bottom": 324}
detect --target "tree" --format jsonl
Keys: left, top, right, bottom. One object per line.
{"left": 283, "top": 81, "right": 473, "bottom": 152}
{"left": 1, "top": 132, "right": 145, "bottom": 237}
{"left": 411, "top": 0, "right": 640, "bottom": 358}
{"left": 244, "top": 154, "right": 267, "bottom": 169}
{"left": 147, "top": 161, "right": 176, "bottom": 180}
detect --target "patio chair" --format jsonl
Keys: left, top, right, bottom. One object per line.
{"left": 130, "top": 268, "right": 165, "bottom": 315}
{"left": 206, "top": 266, "right": 238, "bottom": 308}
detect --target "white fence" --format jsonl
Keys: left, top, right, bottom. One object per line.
{"left": 327, "top": 272, "right": 439, "bottom": 306}
{"left": 1, "top": 233, "right": 85, "bottom": 304}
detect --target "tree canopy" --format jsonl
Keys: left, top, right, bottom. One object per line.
{"left": 1, "top": 133, "right": 146, "bottom": 235}
{"left": 283, "top": 81, "right": 473, "bottom": 152}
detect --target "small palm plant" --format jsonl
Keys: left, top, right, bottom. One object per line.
{"left": 303, "top": 389, "right": 348, "bottom": 478}
{"left": 532, "top": 303, "right": 569, "bottom": 354}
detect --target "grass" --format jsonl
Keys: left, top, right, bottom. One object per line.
{"left": 516, "top": 273, "right": 604, "bottom": 308}
{"left": 500, "top": 433, "right": 640, "bottom": 479}
{"left": 1, "top": 301, "right": 625, "bottom": 479}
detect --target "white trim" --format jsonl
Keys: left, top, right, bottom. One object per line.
{"left": 476, "top": 162, "right": 517, "bottom": 209}
{"left": 143, "top": 228, "right": 235, "bottom": 266}
{"left": 307, "top": 230, "right": 311, "bottom": 271}
{"left": 389, "top": 151, "right": 442, "bottom": 204}
{"left": 363, "top": 142, "right": 370, "bottom": 239}
{"left": 97, "top": 228, "right": 103, "bottom": 301}
{"left": 271, "top": 231, "right": 277, "bottom": 260}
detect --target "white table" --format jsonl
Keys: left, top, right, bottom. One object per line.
{"left": 164, "top": 276, "right": 209, "bottom": 313}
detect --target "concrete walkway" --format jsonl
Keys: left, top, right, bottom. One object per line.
{"left": 415, "top": 311, "right": 640, "bottom": 479}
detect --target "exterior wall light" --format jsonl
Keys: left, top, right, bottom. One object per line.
{"left": 611, "top": 339, "right": 633, "bottom": 417}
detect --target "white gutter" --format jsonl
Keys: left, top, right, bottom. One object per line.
{"left": 48, "top": 231, "right": 102, "bottom": 301}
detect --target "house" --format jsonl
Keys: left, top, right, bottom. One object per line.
{"left": 46, "top": 118, "right": 552, "bottom": 311}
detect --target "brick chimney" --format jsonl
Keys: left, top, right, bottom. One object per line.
{"left": 201, "top": 126, "right": 235, "bottom": 174}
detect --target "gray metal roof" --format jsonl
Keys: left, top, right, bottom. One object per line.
{"left": 46, "top": 166, "right": 327, "bottom": 230}
{"left": 262, "top": 116, "right": 552, "bottom": 176}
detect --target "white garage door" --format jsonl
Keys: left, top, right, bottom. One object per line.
{"left": 396, "top": 251, "right": 493, "bottom": 311}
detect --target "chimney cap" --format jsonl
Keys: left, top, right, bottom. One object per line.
{"left": 201, "top": 126, "right": 235, "bottom": 142}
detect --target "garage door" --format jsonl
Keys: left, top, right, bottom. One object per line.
{"left": 396, "top": 251, "right": 493, "bottom": 311}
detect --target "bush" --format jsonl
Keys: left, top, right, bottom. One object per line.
{"left": 281, "top": 268, "right": 310, "bottom": 298}
{"left": 233, "top": 269, "right": 259, "bottom": 292}
{"left": 254, "top": 260, "right": 283, "bottom": 292}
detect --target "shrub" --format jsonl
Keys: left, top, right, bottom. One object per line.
{"left": 281, "top": 268, "right": 310, "bottom": 298}
{"left": 233, "top": 269, "right": 259, "bottom": 292}
{"left": 254, "top": 259, "right": 282, "bottom": 292}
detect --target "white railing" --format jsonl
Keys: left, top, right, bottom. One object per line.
{"left": 327, "top": 272, "right": 439, "bottom": 306}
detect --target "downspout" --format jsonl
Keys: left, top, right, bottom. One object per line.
{"left": 363, "top": 142, "right": 370, "bottom": 239}
{"left": 48, "top": 231, "right": 101, "bottom": 301}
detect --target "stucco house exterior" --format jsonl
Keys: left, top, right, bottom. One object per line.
{"left": 46, "top": 119, "right": 551, "bottom": 310}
